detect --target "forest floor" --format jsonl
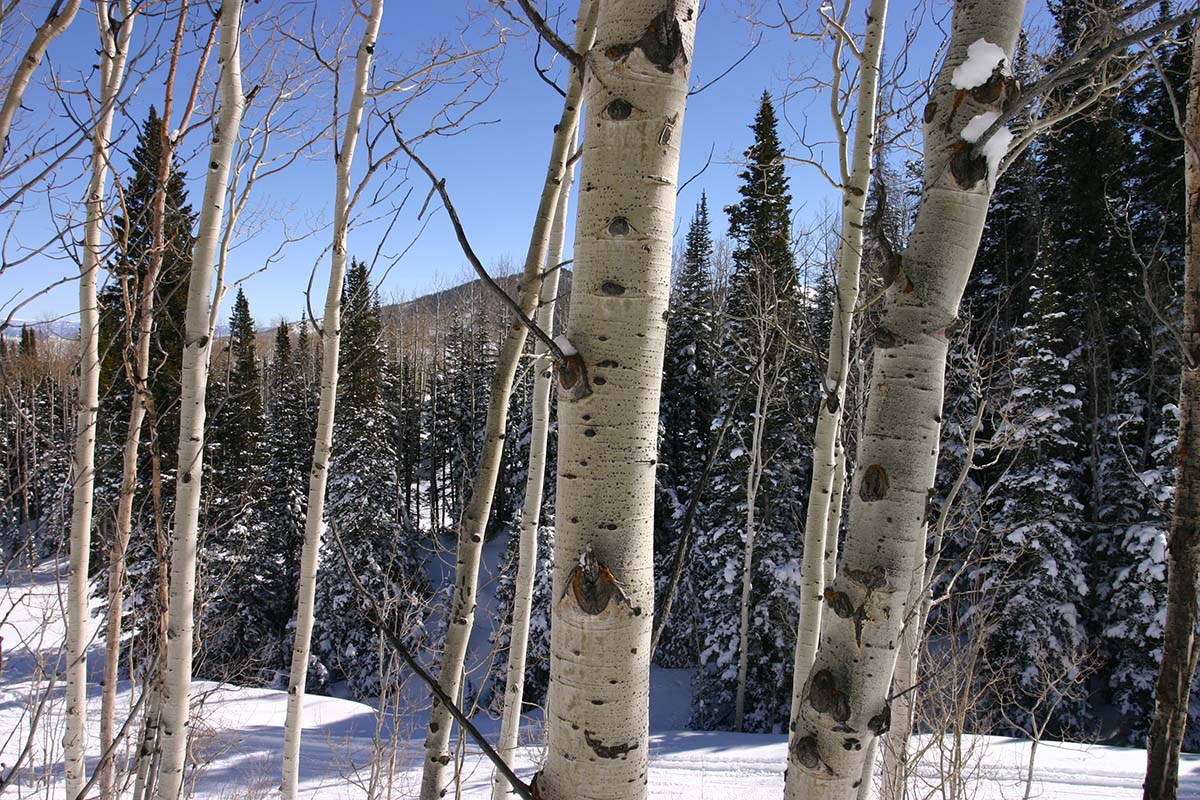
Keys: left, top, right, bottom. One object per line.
{"left": 4, "top": 562, "right": 1200, "bottom": 799}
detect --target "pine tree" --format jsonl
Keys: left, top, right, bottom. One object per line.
{"left": 654, "top": 194, "right": 717, "bottom": 668}
{"left": 693, "top": 93, "right": 809, "bottom": 732}
{"left": 312, "top": 260, "right": 428, "bottom": 695}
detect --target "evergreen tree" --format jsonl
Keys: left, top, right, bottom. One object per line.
{"left": 693, "top": 92, "right": 809, "bottom": 732}
{"left": 976, "top": 268, "right": 1090, "bottom": 736}
{"left": 654, "top": 194, "right": 717, "bottom": 668}
{"left": 313, "top": 260, "right": 429, "bottom": 696}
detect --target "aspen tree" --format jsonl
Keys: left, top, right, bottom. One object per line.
{"left": 537, "top": 2, "right": 696, "bottom": 798}
{"left": 0, "top": 0, "right": 82, "bottom": 163}
{"left": 491, "top": 139, "right": 576, "bottom": 800}
{"left": 417, "top": 6, "right": 598, "bottom": 795}
{"left": 791, "top": 0, "right": 889, "bottom": 703}
{"left": 783, "top": 0, "right": 1024, "bottom": 796}
{"left": 152, "top": 0, "right": 244, "bottom": 796}
{"left": 281, "top": 3, "right": 384, "bottom": 796}
{"left": 64, "top": 4, "right": 136, "bottom": 797}
{"left": 1144, "top": 25, "right": 1200, "bottom": 800}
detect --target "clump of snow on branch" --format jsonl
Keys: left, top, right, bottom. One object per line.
{"left": 961, "top": 110, "right": 1014, "bottom": 191}
{"left": 553, "top": 334, "right": 577, "bottom": 356}
{"left": 951, "top": 38, "right": 1008, "bottom": 89}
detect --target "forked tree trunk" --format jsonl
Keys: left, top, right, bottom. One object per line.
{"left": 791, "top": 0, "right": 888, "bottom": 705}
{"left": 152, "top": 2, "right": 244, "bottom": 796}
{"left": 0, "top": 0, "right": 82, "bottom": 162}
{"left": 537, "top": 3, "right": 696, "bottom": 799}
{"left": 1144, "top": 25, "right": 1200, "bottom": 800}
{"left": 783, "top": 1, "right": 1023, "bottom": 797}
{"left": 417, "top": 7, "right": 597, "bottom": 797}
{"left": 280, "top": 3, "right": 383, "bottom": 797}
{"left": 490, "top": 135, "right": 577, "bottom": 800}
{"left": 65, "top": 5, "right": 136, "bottom": 796}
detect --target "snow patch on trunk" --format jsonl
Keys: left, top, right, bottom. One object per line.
{"left": 951, "top": 39, "right": 1008, "bottom": 89}
{"left": 553, "top": 334, "right": 577, "bottom": 356}
{"left": 960, "top": 111, "right": 1013, "bottom": 190}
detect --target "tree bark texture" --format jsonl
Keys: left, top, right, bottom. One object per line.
{"left": 1144, "top": 25, "right": 1200, "bottom": 800}
{"left": 538, "top": 3, "right": 696, "bottom": 799}
{"left": 152, "top": 2, "right": 244, "bottom": 796}
{"left": 783, "top": 1, "right": 1024, "bottom": 797}
{"left": 65, "top": 5, "right": 135, "bottom": 796}
{"left": 491, "top": 134, "right": 577, "bottom": 800}
{"left": 281, "top": 4, "right": 383, "bottom": 797}
{"left": 417, "top": 7, "right": 598, "bottom": 797}
{"left": 791, "top": 0, "right": 890, "bottom": 708}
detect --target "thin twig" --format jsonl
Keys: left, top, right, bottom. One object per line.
{"left": 515, "top": 0, "right": 581, "bottom": 69}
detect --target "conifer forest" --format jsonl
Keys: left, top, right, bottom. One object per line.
{"left": 5, "top": 0, "right": 1200, "bottom": 798}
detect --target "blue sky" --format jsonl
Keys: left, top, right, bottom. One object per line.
{"left": 1, "top": 0, "right": 998, "bottom": 330}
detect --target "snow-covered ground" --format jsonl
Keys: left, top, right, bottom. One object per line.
{"left": 4, "top": 563, "right": 1200, "bottom": 799}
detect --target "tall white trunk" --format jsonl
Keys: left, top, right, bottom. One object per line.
{"left": 791, "top": 0, "right": 889, "bottom": 705}
{"left": 734, "top": 352, "right": 770, "bottom": 732}
{"left": 280, "top": 4, "right": 383, "bottom": 797}
{"left": 823, "top": 445, "right": 846, "bottom": 588}
{"left": 64, "top": 4, "right": 135, "bottom": 796}
{"left": 152, "top": 2, "right": 244, "bottom": 796}
{"left": 490, "top": 136, "right": 576, "bottom": 800}
{"left": 539, "top": 3, "right": 696, "bottom": 799}
{"left": 783, "top": 1, "right": 1023, "bottom": 797}
{"left": 0, "top": 0, "right": 82, "bottom": 162}
{"left": 418, "top": 8, "right": 597, "bottom": 797}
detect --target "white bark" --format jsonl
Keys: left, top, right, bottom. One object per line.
{"left": 791, "top": 0, "right": 889, "bottom": 706}
{"left": 539, "top": 3, "right": 695, "bottom": 799}
{"left": 783, "top": 1, "right": 1024, "bottom": 797}
{"left": 152, "top": 1, "right": 244, "bottom": 796}
{"left": 0, "top": 0, "right": 82, "bottom": 163}
{"left": 418, "top": 8, "right": 597, "bottom": 797}
{"left": 280, "top": 4, "right": 383, "bottom": 797}
{"left": 490, "top": 136, "right": 576, "bottom": 800}
{"left": 64, "top": 4, "right": 135, "bottom": 796}
{"left": 823, "top": 444, "right": 846, "bottom": 588}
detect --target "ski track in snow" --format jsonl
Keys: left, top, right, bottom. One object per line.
{"left": 5, "top": 564, "right": 1200, "bottom": 798}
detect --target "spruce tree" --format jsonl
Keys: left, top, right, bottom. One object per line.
{"left": 312, "top": 260, "right": 428, "bottom": 695}
{"left": 693, "top": 92, "right": 809, "bottom": 732}
{"left": 654, "top": 194, "right": 717, "bottom": 668}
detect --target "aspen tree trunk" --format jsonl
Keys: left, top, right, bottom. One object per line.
{"left": 734, "top": 351, "right": 770, "bottom": 732}
{"left": 490, "top": 138, "right": 576, "bottom": 800}
{"left": 783, "top": 1, "right": 1023, "bottom": 796}
{"left": 152, "top": 1, "right": 244, "bottom": 796}
{"left": 65, "top": 5, "right": 136, "bottom": 797}
{"left": 1144, "top": 26, "right": 1200, "bottom": 800}
{"left": 280, "top": 4, "right": 383, "bottom": 796}
{"left": 0, "top": 0, "right": 82, "bottom": 162}
{"left": 823, "top": 447, "right": 846, "bottom": 588}
{"left": 418, "top": 8, "right": 598, "bottom": 796}
{"left": 791, "top": 0, "right": 889, "bottom": 706}
{"left": 538, "top": 3, "right": 696, "bottom": 799}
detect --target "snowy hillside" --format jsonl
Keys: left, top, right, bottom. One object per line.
{"left": 3, "top": 565, "right": 1200, "bottom": 799}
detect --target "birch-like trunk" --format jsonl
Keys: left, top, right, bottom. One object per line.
{"left": 791, "top": 0, "right": 888, "bottom": 706}
{"left": 64, "top": 5, "right": 135, "bottom": 796}
{"left": 823, "top": 445, "right": 846, "bottom": 588}
{"left": 0, "top": 0, "right": 82, "bottom": 162}
{"left": 417, "top": 9, "right": 598, "bottom": 797}
{"left": 734, "top": 353, "right": 769, "bottom": 732}
{"left": 490, "top": 139, "right": 576, "bottom": 800}
{"left": 1144, "top": 25, "right": 1200, "bottom": 800}
{"left": 280, "top": 4, "right": 383, "bottom": 796}
{"left": 538, "top": 3, "right": 696, "bottom": 799}
{"left": 152, "top": 2, "right": 244, "bottom": 796}
{"left": 783, "top": 1, "right": 1024, "bottom": 796}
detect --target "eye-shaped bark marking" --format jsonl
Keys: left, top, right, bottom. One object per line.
{"left": 949, "top": 140, "right": 989, "bottom": 190}
{"left": 868, "top": 704, "right": 891, "bottom": 736}
{"left": 606, "top": 98, "right": 633, "bottom": 120}
{"left": 808, "top": 669, "right": 851, "bottom": 723}
{"left": 792, "top": 735, "right": 822, "bottom": 770}
{"left": 604, "top": 8, "right": 689, "bottom": 73}
{"left": 561, "top": 544, "right": 632, "bottom": 615}
{"left": 824, "top": 589, "right": 857, "bottom": 619}
{"left": 859, "top": 464, "right": 889, "bottom": 502}
{"left": 584, "top": 730, "right": 639, "bottom": 759}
